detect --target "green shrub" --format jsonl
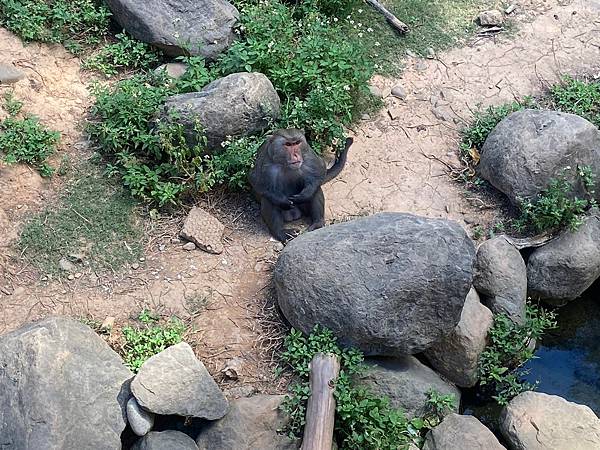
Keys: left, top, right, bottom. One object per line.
{"left": 550, "top": 76, "right": 600, "bottom": 127}
{"left": 82, "top": 33, "right": 160, "bottom": 76}
{"left": 122, "top": 313, "right": 186, "bottom": 372}
{"left": 478, "top": 303, "right": 557, "bottom": 406}
{"left": 0, "top": 0, "right": 110, "bottom": 51}
{"left": 515, "top": 166, "right": 596, "bottom": 233}
{"left": 0, "top": 93, "right": 59, "bottom": 176}
{"left": 280, "top": 327, "right": 451, "bottom": 449}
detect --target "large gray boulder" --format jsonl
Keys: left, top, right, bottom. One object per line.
{"left": 425, "top": 288, "right": 493, "bottom": 388}
{"left": 0, "top": 317, "right": 132, "bottom": 450}
{"left": 527, "top": 211, "right": 600, "bottom": 305}
{"left": 477, "top": 109, "right": 600, "bottom": 205}
{"left": 131, "top": 342, "right": 228, "bottom": 419}
{"left": 423, "top": 413, "right": 506, "bottom": 450}
{"left": 132, "top": 431, "right": 199, "bottom": 450}
{"left": 162, "top": 72, "right": 280, "bottom": 152}
{"left": 500, "top": 392, "right": 600, "bottom": 450}
{"left": 105, "top": 0, "right": 239, "bottom": 59}
{"left": 354, "top": 356, "right": 460, "bottom": 418}
{"left": 473, "top": 236, "right": 527, "bottom": 323}
{"left": 196, "top": 395, "right": 299, "bottom": 450}
{"left": 274, "top": 213, "right": 475, "bottom": 355}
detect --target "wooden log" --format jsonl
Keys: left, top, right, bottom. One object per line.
{"left": 301, "top": 353, "right": 341, "bottom": 450}
{"left": 364, "top": 0, "right": 409, "bottom": 34}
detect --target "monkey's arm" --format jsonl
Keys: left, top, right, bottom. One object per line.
{"left": 250, "top": 165, "right": 294, "bottom": 209}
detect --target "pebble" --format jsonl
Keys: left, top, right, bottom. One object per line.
{"left": 361, "top": 113, "right": 371, "bottom": 120}
{"left": 67, "top": 274, "right": 75, "bottom": 281}
{"left": 74, "top": 272, "right": 82, "bottom": 279}
{"left": 273, "top": 242, "right": 284, "bottom": 252}
{"left": 154, "top": 62, "right": 187, "bottom": 79}
{"left": 368, "top": 85, "right": 383, "bottom": 98}
{"left": 170, "top": 238, "right": 181, "bottom": 244}
{"left": 391, "top": 85, "right": 407, "bottom": 100}
{"left": 380, "top": 86, "right": 392, "bottom": 98}
{"left": 479, "top": 9, "right": 504, "bottom": 26}
{"left": 426, "top": 47, "right": 436, "bottom": 59}
{"left": 405, "top": 49, "right": 417, "bottom": 58}
{"left": 182, "top": 242, "right": 196, "bottom": 251}
{"left": 139, "top": 257, "right": 146, "bottom": 262}
{"left": 59, "top": 258, "right": 77, "bottom": 273}
{"left": 100, "top": 316, "right": 115, "bottom": 331}
{"left": 415, "top": 61, "right": 428, "bottom": 72}
{"left": 131, "top": 263, "right": 140, "bottom": 270}
{"left": 126, "top": 397, "right": 155, "bottom": 436}
{"left": 432, "top": 106, "right": 453, "bottom": 122}
{"left": 0, "top": 63, "right": 25, "bottom": 84}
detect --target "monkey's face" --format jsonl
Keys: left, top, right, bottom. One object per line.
{"left": 271, "top": 133, "right": 305, "bottom": 170}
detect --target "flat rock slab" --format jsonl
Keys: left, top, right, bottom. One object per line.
{"left": 196, "top": 395, "right": 299, "bottom": 449}
{"left": 500, "top": 392, "right": 600, "bottom": 450}
{"left": 131, "top": 342, "right": 228, "bottom": 419}
{"left": 0, "top": 317, "right": 132, "bottom": 449}
{"left": 423, "top": 413, "right": 506, "bottom": 449}
{"left": 354, "top": 356, "right": 460, "bottom": 418}
{"left": 180, "top": 206, "right": 225, "bottom": 254}
{"left": 132, "top": 431, "right": 199, "bottom": 450}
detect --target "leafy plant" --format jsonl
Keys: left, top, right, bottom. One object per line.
{"left": 515, "top": 166, "right": 596, "bottom": 232}
{"left": 478, "top": 303, "right": 557, "bottom": 405}
{"left": 280, "top": 326, "right": 443, "bottom": 449}
{"left": 0, "top": 94, "right": 59, "bottom": 176}
{"left": 550, "top": 76, "right": 600, "bottom": 127}
{"left": 83, "top": 33, "right": 160, "bottom": 76}
{"left": 0, "top": 0, "right": 110, "bottom": 51}
{"left": 121, "top": 316, "right": 186, "bottom": 372}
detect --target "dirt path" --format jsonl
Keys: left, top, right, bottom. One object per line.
{"left": 1, "top": 0, "right": 599, "bottom": 392}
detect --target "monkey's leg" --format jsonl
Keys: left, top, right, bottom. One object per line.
{"left": 261, "top": 199, "right": 294, "bottom": 242}
{"left": 305, "top": 187, "right": 325, "bottom": 232}
{"left": 283, "top": 207, "right": 302, "bottom": 222}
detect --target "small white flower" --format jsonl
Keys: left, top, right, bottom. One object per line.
{"left": 350, "top": 20, "right": 354, "bottom": 24}
{"left": 343, "top": 85, "right": 350, "bottom": 91}
{"left": 367, "top": 27, "right": 373, "bottom": 32}
{"left": 375, "top": 41, "right": 381, "bottom": 46}
{"left": 358, "top": 32, "right": 363, "bottom": 37}
{"left": 333, "top": 17, "right": 338, "bottom": 22}
{"left": 357, "top": 22, "right": 362, "bottom": 27}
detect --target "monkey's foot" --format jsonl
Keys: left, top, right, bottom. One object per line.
{"left": 307, "top": 220, "right": 325, "bottom": 232}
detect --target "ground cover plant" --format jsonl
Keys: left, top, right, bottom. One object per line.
{"left": 120, "top": 309, "right": 186, "bottom": 372}
{"left": 0, "top": 92, "right": 59, "bottom": 177}
{"left": 478, "top": 303, "right": 557, "bottom": 406}
{"left": 19, "top": 163, "right": 143, "bottom": 274}
{"left": 0, "top": 0, "right": 110, "bottom": 53}
{"left": 280, "top": 326, "right": 456, "bottom": 449}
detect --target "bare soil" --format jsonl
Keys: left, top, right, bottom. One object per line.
{"left": 1, "top": 0, "right": 599, "bottom": 394}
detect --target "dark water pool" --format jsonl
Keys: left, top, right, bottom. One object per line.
{"left": 463, "top": 287, "right": 600, "bottom": 429}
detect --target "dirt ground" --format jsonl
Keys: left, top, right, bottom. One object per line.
{"left": 1, "top": 0, "right": 599, "bottom": 394}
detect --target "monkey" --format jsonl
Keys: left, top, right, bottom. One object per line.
{"left": 249, "top": 128, "right": 353, "bottom": 243}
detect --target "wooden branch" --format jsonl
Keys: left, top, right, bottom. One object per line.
{"left": 301, "top": 353, "right": 341, "bottom": 450}
{"left": 501, "top": 233, "right": 556, "bottom": 250}
{"left": 364, "top": 0, "right": 409, "bottom": 34}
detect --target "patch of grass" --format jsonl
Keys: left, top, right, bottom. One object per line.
{"left": 82, "top": 33, "right": 160, "bottom": 77}
{"left": 478, "top": 303, "right": 557, "bottom": 406}
{"left": 280, "top": 326, "right": 455, "bottom": 449}
{"left": 347, "top": 0, "right": 504, "bottom": 75}
{"left": 515, "top": 165, "right": 597, "bottom": 233}
{"left": 0, "top": 0, "right": 110, "bottom": 52}
{"left": 0, "top": 92, "right": 59, "bottom": 177}
{"left": 19, "top": 164, "right": 143, "bottom": 274}
{"left": 121, "top": 312, "right": 186, "bottom": 372}
{"left": 549, "top": 76, "right": 600, "bottom": 127}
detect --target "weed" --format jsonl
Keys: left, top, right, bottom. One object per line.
{"left": 121, "top": 316, "right": 186, "bottom": 372}
{"left": 83, "top": 33, "right": 160, "bottom": 77}
{"left": 0, "top": 94, "right": 59, "bottom": 176}
{"left": 0, "top": 0, "right": 110, "bottom": 51}
{"left": 478, "top": 303, "right": 557, "bottom": 405}
{"left": 515, "top": 166, "right": 596, "bottom": 233}
{"left": 138, "top": 309, "right": 160, "bottom": 324}
{"left": 471, "top": 225, "right": 484, "bottom": 240}
{"left": 549, "top": 76, "right": 600, "bottom": 127}
{"left": 280, "top": 326, "right": 445, "bottom": 449}
{"left": 19, "top": 165, "right": 143, "bottom": 274}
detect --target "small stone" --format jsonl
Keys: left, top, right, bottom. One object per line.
{"left": 133, "top": 431, "right": 197, "bottom": 450}
{"left": 368, "top": 85, "right": 383, "bottom": 98}
{"left": 505, "top": 4, "right": 516, "bottom": 14}
{"left": 406, "top": 49, "right": 417, "bottom": 58}
{"left": 100, "top": 316, "right": 115, "bottom": 331}
{"left": 139, "top": 257, "right": 146, "bottom": 262}
{"left": 131, "top": 263, "right": 140, "bottom": 270}
{"left": 479, "top": 10, "right": 504, "bottom": 26}
{"left": 74, "top": 272, "right": 82, "bottom": 279}
{"left": 170, "top": 237, "right": 182, "bottom": 244}
{"left": 0, "top": 63, "right": 26, "bottom": 84}
{"left": 158, "top": 244, "right": 166, "bottom": 252}
{"left": 126, "top": 397, "right": 155, "bottom": 437}
{"left": 433, "top": 106, "right": 453, "bottom": 122}
{"left": 426, "top": 47, "right": 436, "bottom": 59}
{"left": 391, "top": 86, "right": 407, "bottom": 100}
{"left": 67, "top": 274, "right": 75, "bottom": 281}
{"left": 41, "top": 276, "right": 48, "bottom": 282}
{"left": 361, "top": 113, "right": 370, "bottom": 120}
{"left": 154, "top": 62, "right": 188, "bottom": 79}
{"left": 220, "top": 357, "right": 244, "bottom": 380}
{"left": 415, "top": 60, "right": 428, "bottom": 72}
{"left": 273, "top": 242, "right": 285, "bottom": 252}
{"left": 59, "top": 258, "right": 77, "bottom": 273}
{"left": 180, "top": 207, "right": 225, "bottom": 254}
{"left": 182, "top": 242, "right": 196, "bottom": 251}
{"left": 381, "top": 86, "right": 392, "bottom": 98}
